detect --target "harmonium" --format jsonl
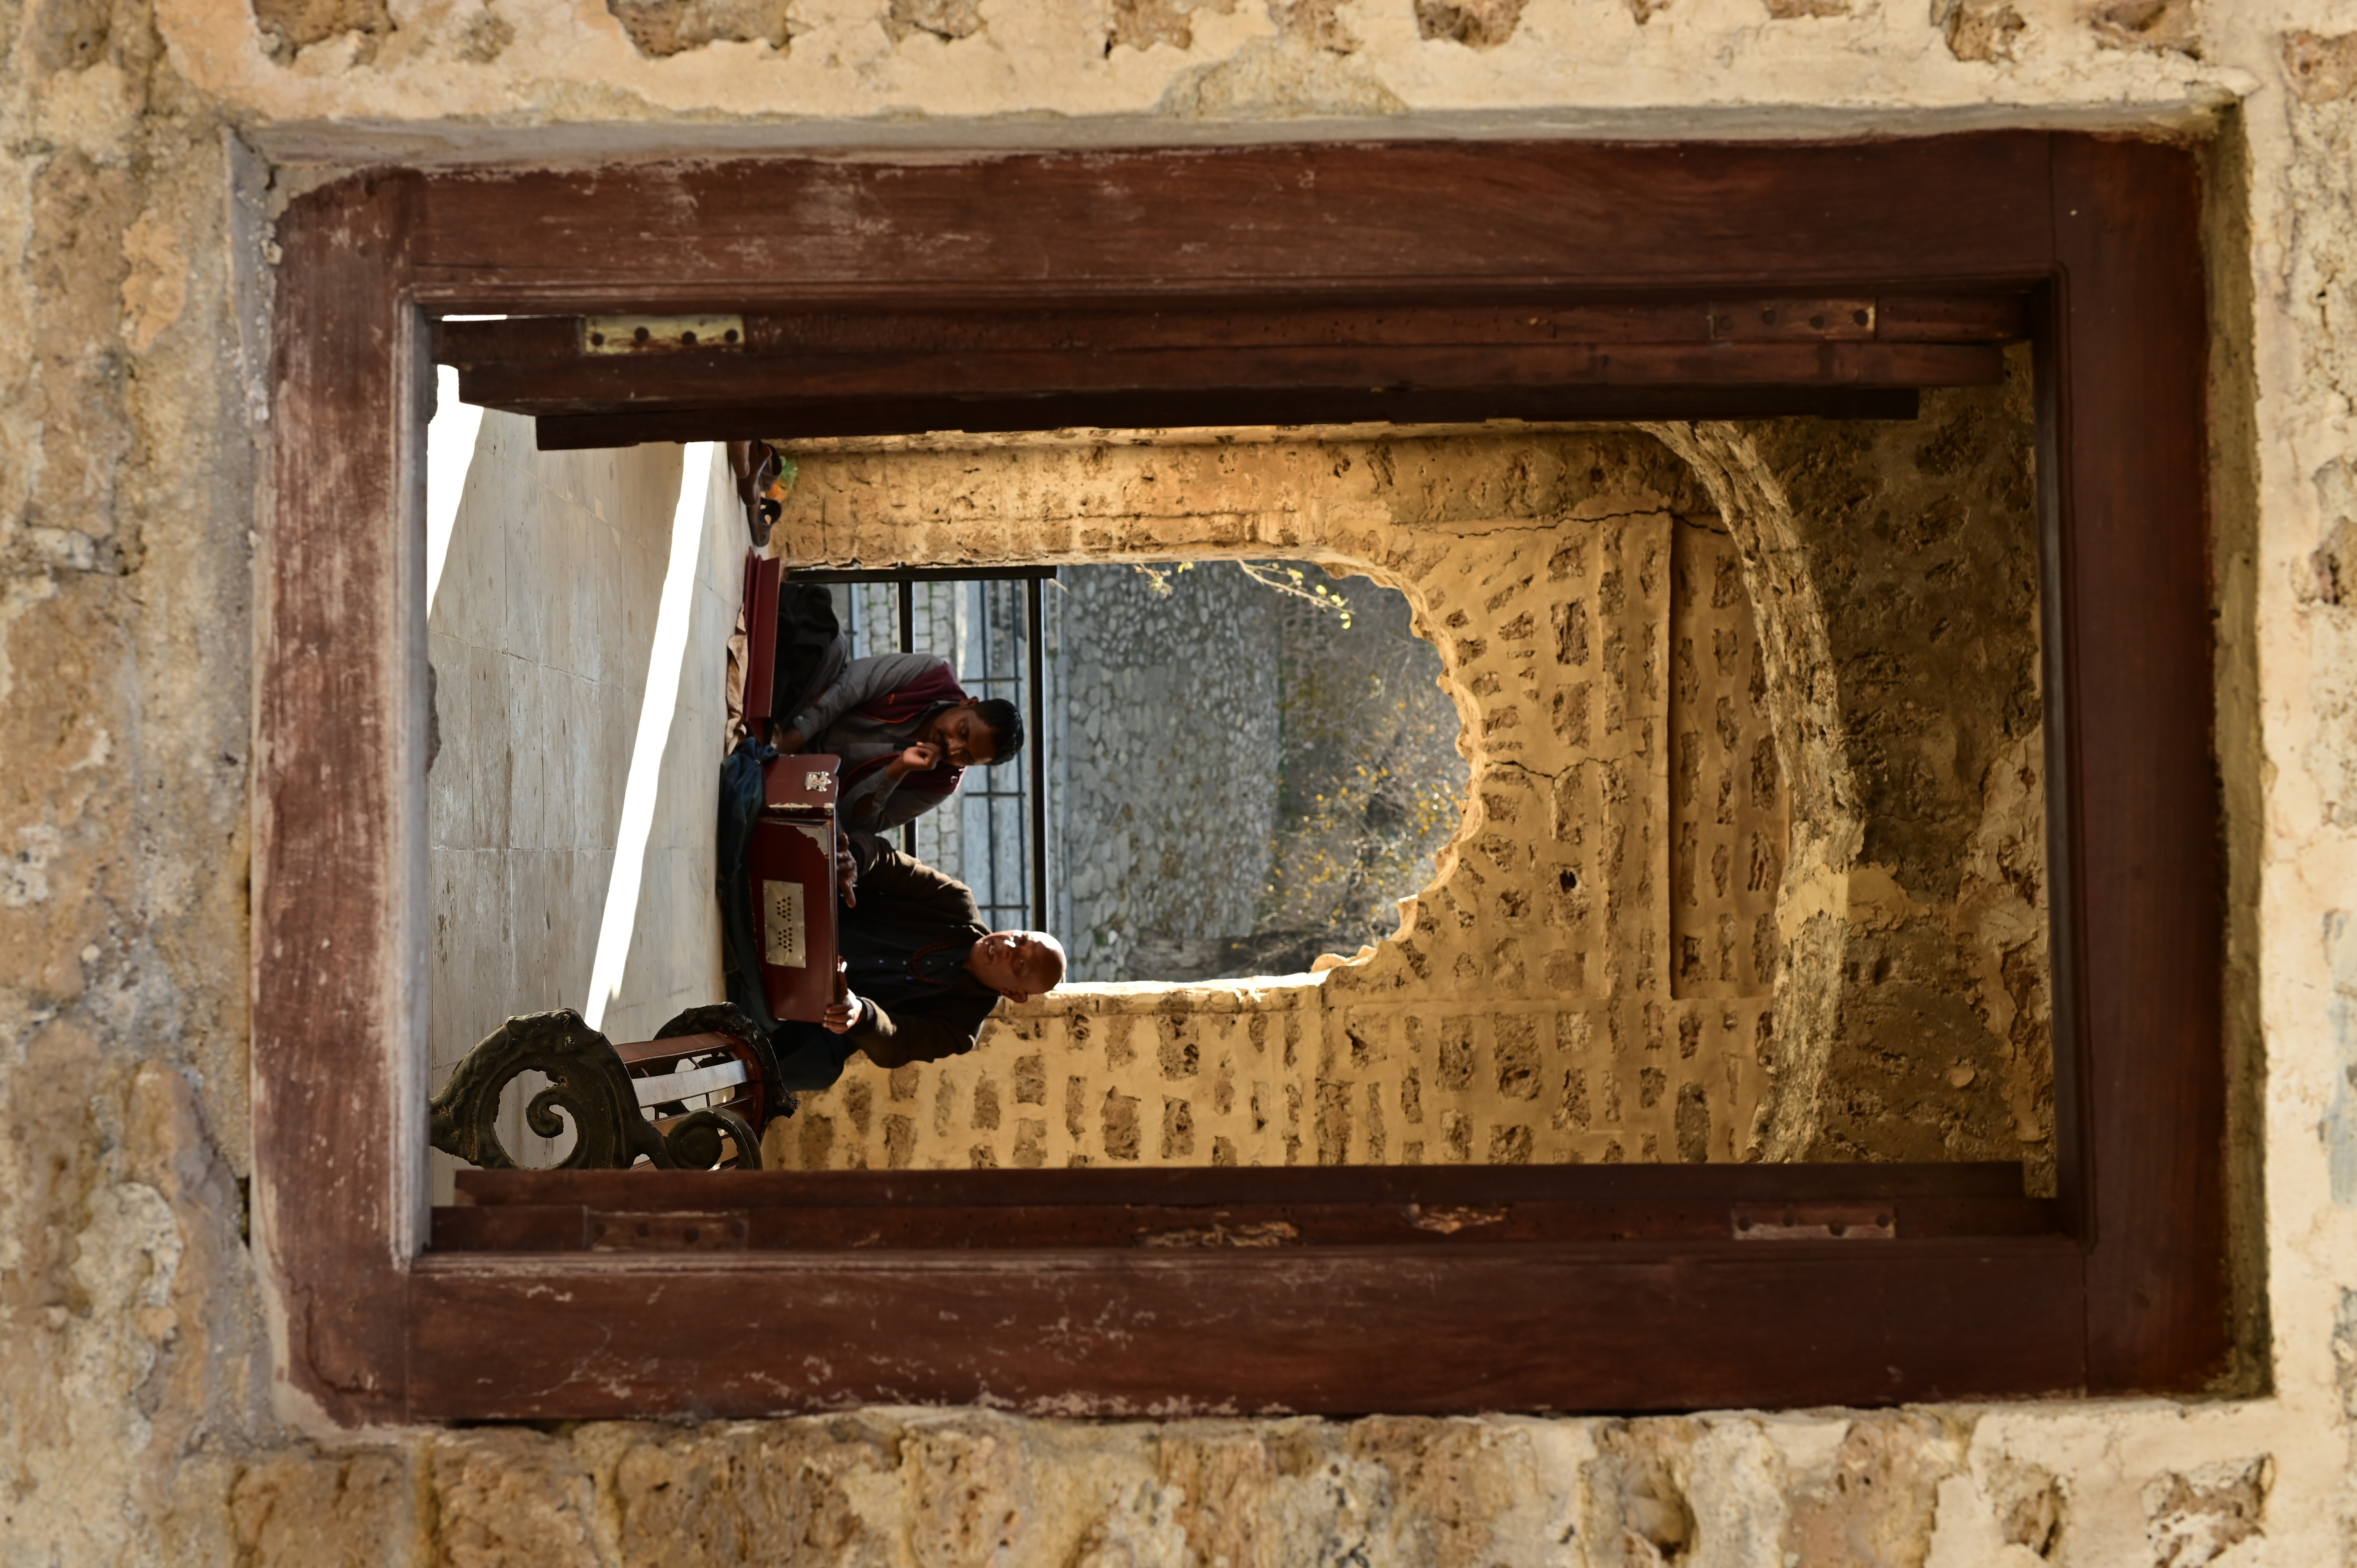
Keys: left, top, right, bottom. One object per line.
{"left": 747, "top": 754, "right": 842, "bottom": 1023}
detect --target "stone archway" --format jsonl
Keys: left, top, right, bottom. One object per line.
{"left": 1655, "top": 362, "right": 2055, "bottom": 1181}
{"left": 760, "top": 403, "right": 2051, "bottom": 1180}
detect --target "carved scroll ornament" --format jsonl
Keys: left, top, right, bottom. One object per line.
{"left": 428, "top": 1009, "right": 763, "bottom": 1172}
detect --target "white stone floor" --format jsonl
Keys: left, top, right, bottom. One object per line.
{"left": 424, "top": 413, "right": 739, "bottom": 1200}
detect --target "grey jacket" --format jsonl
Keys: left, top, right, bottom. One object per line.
{"left": 789, "top": 652, "right": 962, "bottom": 831}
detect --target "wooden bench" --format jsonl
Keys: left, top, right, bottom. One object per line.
{"left": 430, "top": 1003, "right": 786, "bottom": 1171}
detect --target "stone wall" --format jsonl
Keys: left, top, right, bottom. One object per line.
{"left": 772, "top": 431, "right": 1747, "bottom": 1172}
{"left": 1044, "top": 558, "right": 1465, "bottom": 984}
{"left": 1050, "top": 560, "right": 1285, "bottom": 981}
{"left": 205, "top": 1406, "right": 2285, "bottom": 1566}
{"left": 1655, "top": 361, "right": 2056, "bottom": 1182}
{"left": 1249, "top": 560, "right": 1471, "bottom": 976}
{"left": 10, "top": 0, "right": 2357, "bottom": 1558}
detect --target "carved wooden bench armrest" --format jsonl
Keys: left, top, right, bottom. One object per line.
{"left": 429, "top": 1004, "right": 785, "bottom": 1171}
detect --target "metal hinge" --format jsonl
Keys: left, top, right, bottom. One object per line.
{"left": 582, "top": 314, "right": 746, "bottom": 354}
{"left": 1708, "top": 299, "right": 1876, "bottom": 340}
{"left": 1730, "top": 1202, "right": 1895, "bottom": 1241}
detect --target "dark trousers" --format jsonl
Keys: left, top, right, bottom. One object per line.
{"left": 770, "top": 1020, "right": 858, "bottom": 1091}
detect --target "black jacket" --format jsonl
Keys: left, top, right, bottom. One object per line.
{"left": 837, "top": 832, "right": 1002, "bottom": 1068}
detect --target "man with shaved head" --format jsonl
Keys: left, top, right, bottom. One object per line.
{"left": 752, "top": 830, "right": 1066, "bottom": 1092}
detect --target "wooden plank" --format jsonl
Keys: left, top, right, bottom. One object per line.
{"left": 737, "top": 1195, "right": 2062, "bottom": 1248}
{"left": 612, "top": 1029, "right": 738, "bottom": 1067}
{"left": 406, "top": 1240, "right": 2087, "bottom": 1418}
{"left": 454, "top": 341, "right": 2002, "bottom": 418}
{"left": 436, "top": 313, "right": 577, "bottom": 361}
{"left": 425, "top": 1194, "right": 2058, "bottom": 1252}
{"left": 1707, "top": 299, "right": 1874, "bottom": 340}
{"left": 1878, "top": 293, "right": 2033, "bottom": 341}
{"left": 431, "top": 1205, "right": 589, "bottom": 1251}
{"left": 588, "top": 1210, "right": 750, "bottom": 1251}
{"left": 255, "top": 170, "right": 423, "bottom": 1429}
{"left": 406, "top": 136, "right": 2057, "bottom": 307}
{"left": 454, "top": 1160, "right": 2034, "bottom": 1209}
{"left": 2050, "top": 138, "right": 2230, "bottom": 1392}
{"left": 436, "top": 296, "right": 2024, "bottom": 364}
{"left": 531, "top": 385, "right": 1925, "bottom": 449}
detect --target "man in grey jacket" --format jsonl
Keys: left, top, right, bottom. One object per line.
{"left": 772, "top": 650, "right": 1023, "bottom": 832}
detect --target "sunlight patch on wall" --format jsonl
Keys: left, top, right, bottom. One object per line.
{"left": 585, "top": 445, "right": 713, "bottom": 1030}
{"left": 424, "top": 363, "right": 484, "bottom": 614}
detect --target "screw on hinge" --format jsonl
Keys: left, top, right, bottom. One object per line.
{"left": 1730, "top": 1201, "right": 1894, "bottom": 1240}
{"left": 581, "top": 314, "right": 748, "bottom": 355}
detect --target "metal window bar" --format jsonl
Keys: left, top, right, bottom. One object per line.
{"left": 792, "top": 567, "right": 1057, "bottom": 933}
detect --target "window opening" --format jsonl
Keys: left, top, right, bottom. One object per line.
{"left": 424, "top": 398, "right": 2054, "bottom": 1181}
{"left": 1041, "top": 557, "right": 1465, "bottom": 984}
{"left": 796, "top": 565, "right": 1052, "bottom": 932}
{"left": 775, "top": 557, "right": 1466, "bottom": 987}
{"left": 260, "top": 138, "right": 2232, "bottom": 1421}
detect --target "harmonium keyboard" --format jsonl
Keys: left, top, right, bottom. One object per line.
{"left": 747, "top": 753, "right": 841, "bottom": 1023}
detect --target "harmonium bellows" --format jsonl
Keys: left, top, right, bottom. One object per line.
{"left": 747, "top": 753, "right": 840, "bottom": 1023}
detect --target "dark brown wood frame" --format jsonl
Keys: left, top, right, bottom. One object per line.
{"left": 258, "top": 133, "right": 2223, "bottom": 1423}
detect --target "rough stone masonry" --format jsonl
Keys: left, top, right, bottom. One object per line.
{"left": 762, "top": 397, "right": 2051, "bottom": 1182}
{"left": 6, "top": 0, "right": 2357, "bottom": 1560}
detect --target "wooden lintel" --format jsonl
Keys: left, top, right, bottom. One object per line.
{"left": 530, "top": 386, "right": 1925, "bottom": 449}
{"left": 432, "top": 294, "right": 2030, "bottom": 366}
{"left": 457, "top": 341, "right": 1997, "bottom": 422}
{"left": 404, "top": 1241, "right": 2088, "bottom": 1418}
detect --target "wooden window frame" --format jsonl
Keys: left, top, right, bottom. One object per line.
{"left": 258, "top": 133, "right": 2224, "bottom": 1424}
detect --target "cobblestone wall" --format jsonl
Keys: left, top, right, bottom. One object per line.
{"left": 1251, "top": 563, "right": 1472, "bottom": 978}
{"left": 1046, "top": 559, "right": 1465, "bottom": 984}
{"left": 1050, "top": 561, "right": 1283, "bottom": 982}
{"left": 223, "top": 1405, "right": 2189, "bottom": 1568}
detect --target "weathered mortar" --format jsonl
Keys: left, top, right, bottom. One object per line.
{"left": 5, "top": 0, "right": 2350, "bottom": 1556}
